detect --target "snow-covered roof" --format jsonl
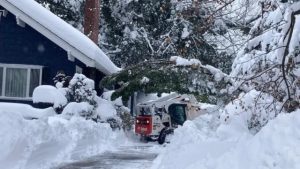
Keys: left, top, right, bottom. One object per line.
{"left": 0, "top": 0, "right": 120, "bottom": 75}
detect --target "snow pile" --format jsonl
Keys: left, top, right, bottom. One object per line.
{"left": 0, "top": 109, "right": 127, "bottom": 169}
{"left": 33, "top": 85, "right": 67, "bottom": 108}
{"left": 62, "top": 102, "right": 94, "bottom": 119}
{"left": 0, "top": 103, "right": 55, "bottom": 119}
{"left": 96, "top": 97, "right": 118, "bottom": 120}
{"left": 153, "top": 108, "right": 300, "bottom": 169}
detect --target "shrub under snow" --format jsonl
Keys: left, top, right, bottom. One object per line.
{"left": 33, "top": 85, "right": 67, "bottom": 109}
{"left": 62, "top": 102, "right": 94, "bottom": 119}
{"left": 220, "top": 90, "right": 283, "bottom": 134}
{"left": 67, "top": 74, "right": 97, "bottom": 107}
{"left": 34, "top": 73, "right": 100, "bottom": 119}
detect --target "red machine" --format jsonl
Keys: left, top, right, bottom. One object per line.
{"left": 135, "top": 115, "right": 152, "bottom": 136}
{"left": 134, "top": 94, "right": 205, "bottom": 144}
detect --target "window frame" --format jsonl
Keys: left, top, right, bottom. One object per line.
{"left": 0, "top": 63, "right": 43, "bottom": 100}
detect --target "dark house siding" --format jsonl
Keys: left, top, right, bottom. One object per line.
{"left": 0, "top": 9, "right": 105, "bottom": 105}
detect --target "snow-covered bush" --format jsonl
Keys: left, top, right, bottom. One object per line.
{"left": 33, "top": 73, "right": 98, "bottom": 119}
{"left": 33, "top": 85, "right": 68, "bottom": 112}
{"left": 101, "top": 91, "right": 132, "bottom": 131}
{"left": 220, "top": 90, "right": 283, "bottom": 134}
{"left": 67, "top": 73, "right": 97, "bottom": 108}
{"left": 53, "top": 71, "right": 71, "bottom": 88}
{"left": 65, "top": 74, "right": 97, "bottom": 118}
{"left": 62, "top": 102, "right": 94, "bottom": 119}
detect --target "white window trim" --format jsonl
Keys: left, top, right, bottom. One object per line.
{"left": 0, "top": 63, "right": 43, "bottom": 100}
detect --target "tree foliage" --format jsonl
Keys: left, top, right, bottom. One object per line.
{"left": 101, "top": 59, "right": 232, "bottom": 104}
{"left": 100, "top": 0, "right": 230, "bottom": 69}
{"left": 230, "top": 0, "right": 300, "bottom": 112}
{"left": 35, "top": 0, "right": 84, "bottom": 28}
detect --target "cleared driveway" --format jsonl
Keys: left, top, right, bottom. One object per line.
{"left": 56, "top": 145, "right": 158, "bottom": 169}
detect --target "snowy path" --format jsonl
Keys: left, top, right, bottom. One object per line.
{"left": 55, "top": 144, "right": 158, "bottom": 169}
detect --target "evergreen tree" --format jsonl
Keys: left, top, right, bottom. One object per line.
{"left": 100, "top": 0, "right": 222, "bottom": 69}
{"left": 35, "top": 0, "right": 84, "bottom": 28}
{"left": 35, "top": 0, "right": 242, "bottom": 72}
{"left": 101, "top": 58, "right": 232, "bottom": 104}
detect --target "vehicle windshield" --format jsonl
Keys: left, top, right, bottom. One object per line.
{"left": 168, "top": 104, "right": 186, "bottom": 125}
{"left": 138, "top": 107, "right": 152, "bottom": 115}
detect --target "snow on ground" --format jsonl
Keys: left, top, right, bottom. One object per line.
{"left": 152, "top": 98, "right": 300, "bottom": 169}
{"left": 57, "top": 143, "right": 161, "bottom": 169}
{"left": 0, "top": 103, "right": 128, "bottom": 169}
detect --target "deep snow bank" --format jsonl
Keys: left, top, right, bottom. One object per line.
{"left": 0, "top": 109, "right": 127, "bottom": 169}
{"left": 152, "top": 108, "right": 300, "bottom": 169}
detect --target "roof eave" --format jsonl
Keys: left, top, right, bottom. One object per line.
{"left": 1, "top": 0, "right": 97, "bottom": 70}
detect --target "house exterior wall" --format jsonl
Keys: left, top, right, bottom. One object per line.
{"left": 0, "top": 8, "right": 104, "bottom": 105}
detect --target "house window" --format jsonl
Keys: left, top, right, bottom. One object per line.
{"left": 29, "top": 69, "right": 41, "bottom": 97}
{"left": 5, "top": 68, "right": 27, "bottom": 97}
{"left": 0, "top": 64, "right": 42, "bottom": 99}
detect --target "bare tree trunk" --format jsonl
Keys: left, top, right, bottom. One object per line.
{"left": 282, "top": 11, "right": 300, "bottom": 101}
